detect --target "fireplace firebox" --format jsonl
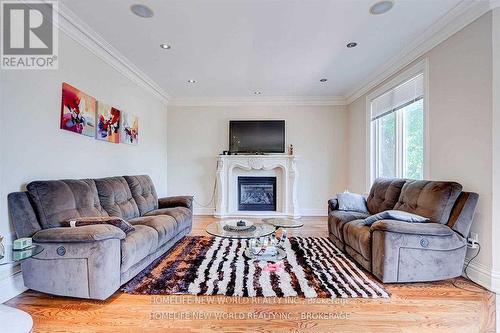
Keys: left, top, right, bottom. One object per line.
{"left": 238, "top": 176, "right": 277, "bottom": 211}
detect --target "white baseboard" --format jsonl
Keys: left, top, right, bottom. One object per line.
{"left": 0, "top": 272, "right": 27, "bottom": 303}
{"left": 463, "top": 260, "right": 500, "bottom": 294}
{"left": 300, "top": 209, "right": 328, "bottom": 217}
{"left": 194, "top": 207, "right": 215, "bottom": 215}
{"left": 194, "top": 207, "right": 327, "bottom": 217}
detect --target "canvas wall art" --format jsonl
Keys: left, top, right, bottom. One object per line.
{"left": 121, "top": 112, "right": 139, "bottom": 145}
{"left": 96, "top": 102, "right": 121, "bottom": 143}
{"left": 60, "top": 82, "right": 96, "bottom": 137}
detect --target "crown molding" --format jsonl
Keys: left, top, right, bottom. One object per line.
{"left": 48, "top": 1, "right": 169, "bottom": 105}
{"left": 35, "top": 0, "right": 495, "bottom": 108}
{"left": 345, "top": 0, "right": 492, "bottom": 105}
{"left": 168, "top": 96, "right": 347, "bottom": 107}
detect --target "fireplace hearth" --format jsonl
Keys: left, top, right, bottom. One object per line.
{"left": 238, "top": 176, "right": 277, "bottom": 211}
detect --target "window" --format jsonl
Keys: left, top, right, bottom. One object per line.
{"left": 370, "top": 73, "right": 425, "bottom": 181}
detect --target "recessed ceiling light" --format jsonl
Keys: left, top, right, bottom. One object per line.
{"left": 347, "top": 42, "right": 357, "bottom": 48}
{"left": 160, "top": 43, "right": 171, "bottom": 49}
{"left": 254, "top": 91, "right": 262, "bottom": 95}
{"left": 187, "top": 79, "right": 196, "bottom": 83}
{"left": 369, "top": 1, "right": 394, "bottom": 15}
{"left": 320, "top": 78, "right": 328, "bottom": 82}
{"left": 130, "top": 4, "right": 154, "bottom": 18}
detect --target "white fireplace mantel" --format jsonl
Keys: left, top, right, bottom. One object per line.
{"left": 215, "top": 154, "right": 300, "bottom": 218}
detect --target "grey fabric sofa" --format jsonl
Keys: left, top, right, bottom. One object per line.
{"left": 328, "top": 178, "right": 479, "bottom": 283}
{"left": 8, "top": 175, "right": 192, "bottom": 300}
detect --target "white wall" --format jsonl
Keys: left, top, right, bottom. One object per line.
{"left": 0, "top": 31, "right": 168, "bottom": 300}
{"left": 491, "top": 7, "right": 500, "bottom": 296}
{"left": 346, "top": 97, "right": 367, "bottom": 194}
{"left": 346, "top": 12, "right": 494, "bottom": 288}
{"left": 167, "top": 104, "right": 348, "bottom": 216}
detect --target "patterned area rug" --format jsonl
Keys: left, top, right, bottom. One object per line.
{"left": 122, "top": 236, "right": 389, "bottom": 298}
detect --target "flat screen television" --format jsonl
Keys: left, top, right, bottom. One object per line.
{"left": 229, "top": 120, "right": 285, "bottom": 154}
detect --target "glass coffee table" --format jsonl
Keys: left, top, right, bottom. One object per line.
{"left": 206, "top": 218, "right": 303, "bottom": 261}
{"left": 262, "top": 218, "right": 304, "bottom": 229}
{"left": 206, "top": 220, "right": 276, "bottom": 240}
{"left": 0, "top": 244, "right": 44, "bottom": 333}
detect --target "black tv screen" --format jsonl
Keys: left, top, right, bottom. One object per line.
{"left": 229, "top": 120, "right": 285, "bottom": 153}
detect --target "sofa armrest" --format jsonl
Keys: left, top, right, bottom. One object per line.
{"left": 371, "top": 220, "right": 467, "bottom": 283}
{"left": 158, "top": 196, "right": 193, "bottom": 209}
{"left": 328, "top": 198, "right": 338, "bottom": 213}
{"left": 32, "top": 225, "right": 126, "bottom": 243}
{"left": 370, "top": 220, "right": 454, "bottom": 237}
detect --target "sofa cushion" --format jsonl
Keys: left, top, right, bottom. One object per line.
{"left": 337, "top": 192, "right": 368, "bottom": 213}
{"left": 328, "top": 211, "right": 370, "bottom": 243}
{"left": 27, "top": 179, "right": 107, "bottom": 229}
{"left": 363, "top": 210, "right": 429, "bottom": 226}
{"left": 33, "top": 224, "right": 126, "bottom": 243}
{"left": 94, "top": 177, "right": 140, "bottom": 220}
{"left": 367, "top": 178, "right": 406, "bottom": 214}
{"left": 120, "top": 225, "right": 158, "bottom": 272}
{"left": 393, "top": 180, "right": 463, "bottom": 224}
{"left": 62, "top": 216, "right": 135, "bottom": 234}
{"left": 124, "top": 175, "right": 158, "bottom": 216}
{"left": 128, "top": 215, "right": 178, "bottom": 247}
{"left": 343, "top": 220, "right": 372, "bottom": 261}
{"left": 145, "top": 207, "right": 192, "bottom": 231}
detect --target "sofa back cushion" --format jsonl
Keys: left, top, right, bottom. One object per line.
{"left": 367, "top": 178, "right": 406, "bottom": 214}
{"left": 124, "top": 175, "right": 158, "bottom": 216}
{"left": 94, "top": 176, "right": 140, "bottom": 220}
{"left": 393, "top": 180, "right": 463, "bottom": 224}
{"left": 27, "top": 179, "right": 107, "bottom": 229}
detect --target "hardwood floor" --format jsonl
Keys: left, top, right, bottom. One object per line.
{"left": 7, "top": 216, "right": 496, "bottom": 333}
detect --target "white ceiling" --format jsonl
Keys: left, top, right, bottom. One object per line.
{"left": 61, "top": 0, "right": 463, "bottom": 99}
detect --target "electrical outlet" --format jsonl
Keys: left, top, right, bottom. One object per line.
{"left": 467, "top": 232, "right": 479, "bottom": 249}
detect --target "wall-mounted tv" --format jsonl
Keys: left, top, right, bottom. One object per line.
{"left": 229, "top": 120, "right": 285, "bottom": 154}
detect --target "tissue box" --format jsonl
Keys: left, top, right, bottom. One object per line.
{"left": 13, "top": 238, "right": 32, "bottom": 250}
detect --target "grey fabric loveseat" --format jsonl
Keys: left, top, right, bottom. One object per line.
{"left": 328, "top": 178, "right": 479, "bottom": 283}
{"left": 8, "top": 175, "right": 192, "bottom": 300}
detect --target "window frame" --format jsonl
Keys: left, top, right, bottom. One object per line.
{"left": 365, "top": 59, "right": 430, "bottom": 191}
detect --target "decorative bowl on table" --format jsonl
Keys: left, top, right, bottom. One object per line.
{"left": 249, "top": 237, "right": 279, "bottom": 256}
{"left": 223, "top": 219, "right": 254, "bottom": 232}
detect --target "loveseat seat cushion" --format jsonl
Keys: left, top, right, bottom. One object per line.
{"left": 393, "top": 180, "right": 462, "bottom": 224}
{"left": 342, "top": 220, "right": 372, "bottom": 261}
{"left": 95, "top": 177, "right": 140, "bottom": 220}
{"left": 124, "top": 175, "right": 158, "bottom": 216}
{"left": 128, "top": 215, "right": 178, "bottom": 247}
{"left": 120, "top": 225, "right": 158, "bottom": 272}
{"left": 27, "top": 179, "right": 107, "bottom": 229}
{"left": 328, "top": 211, "right": 369, "bottom": 244}
{"left": 145, "top": 207, "right": 192, "bottom": 231}
{"left": 367, "top": 178, "right": 406, "bottom": 214}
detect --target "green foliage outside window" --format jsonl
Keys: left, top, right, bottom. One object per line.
{"left": 403, "top": 99, "right": 424, "bottom": 179}
{"left": 375, "top": 99, "right": 423, "bottom": 180}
